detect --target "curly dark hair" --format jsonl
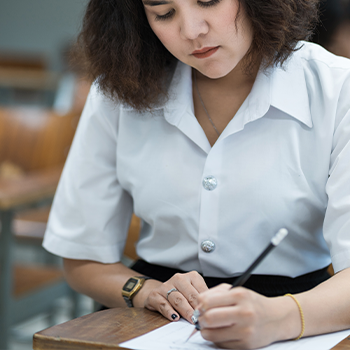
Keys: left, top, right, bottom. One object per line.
{"left": 75, "top": 0, "right": 319, "bottom": 111}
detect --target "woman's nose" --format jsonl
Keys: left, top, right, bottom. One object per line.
{"left": 179, "top": 12, "right": 209, "bottom": 40}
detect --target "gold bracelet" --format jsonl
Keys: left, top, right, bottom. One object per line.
{"left": 284, "top": 293, "right": 305, "bottom": 340}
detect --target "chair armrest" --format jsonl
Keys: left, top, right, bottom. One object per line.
{"left": 0, "top": 166, "right": 62, "bottom": 210}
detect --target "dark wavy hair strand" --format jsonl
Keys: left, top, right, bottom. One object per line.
{"left": 241, "top": 0, "right": 319, "bottom": 70}
{"left": 75, "top": 0, "right": 174, "bottom": 110}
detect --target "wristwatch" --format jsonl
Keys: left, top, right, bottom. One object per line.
{"left": 122, "top": 276, "right": 151, "bottom": 307}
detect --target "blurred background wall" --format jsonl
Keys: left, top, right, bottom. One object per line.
{"left": 0, "top": 2, "right": 92, "bottom": 349}
{"left": 0, "top": 0, "right": 88, "bottom": 71}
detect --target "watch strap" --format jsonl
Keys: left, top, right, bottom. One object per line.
{"left": 123, "top": 295, "right": 134, "bottom": 307}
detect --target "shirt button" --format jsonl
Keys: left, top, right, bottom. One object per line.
{"left": 202, "top": 176, "right": 217, "bottom": 191}
{"left": 201, "top": 240, "right": 216, "bottom": 253}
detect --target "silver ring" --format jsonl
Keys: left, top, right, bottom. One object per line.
{"left": 191, "top": 315, "right": 198, "bottom": 324}
{"left": 166, "top": 288, "right": 178, "bottom": 301}
{"left": 191, "top": 310, "right": 201, "bottom": 324}
{"left": 193, "top": 309, "right": 201, "bottom": 318}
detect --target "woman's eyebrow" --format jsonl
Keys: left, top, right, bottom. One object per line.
{"left": 143, "top": 0, "right": 172, "bottom": 6}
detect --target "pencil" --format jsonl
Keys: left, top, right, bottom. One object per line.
{"left": 186, "top": 228, "right": 289, "bottom": 342}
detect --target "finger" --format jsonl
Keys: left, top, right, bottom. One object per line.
{"left": 187, "top": 271, "right": 209, "bottom": 293}
{"left": 198, "top": 285, "right": 248, "bottom": 311}
{"left": 214, "top": 340, "right": 245, "bottom": 350}
{"left": 167, "top": 288, "right": 196, "bottom": 323}
{"left": 201, "top": 326, "right": 257, "bottom": 350}
{"left": 198, "top": 306, "right": 238, "bottom": 329}
{"left": 173, "top": 272, "right": 208, "bottom": 309}
{"left": 201, "top": 325, "right": 242, "bottom": 345}
{"left": 174, "top": 281, "right": 201, "bottom": 309}
{"left": 145, "top": 290, "right": 180, "bottom": 322}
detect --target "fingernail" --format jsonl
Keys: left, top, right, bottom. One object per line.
{"left": 171, "top": 314, "right": 178, "bottom": 320}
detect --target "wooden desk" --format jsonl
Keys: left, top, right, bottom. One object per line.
{"left": 33, "top": 308, "right": 350, "bottom": 350}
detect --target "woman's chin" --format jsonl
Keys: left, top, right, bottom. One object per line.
{"left": 195, "top": 68, "right": 227, "bottom": 80}
{"left": 194, "top": 62, "right": 240, "bottom": 80}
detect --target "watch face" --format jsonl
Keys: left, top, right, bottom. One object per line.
{"left": 123, "top": 278, "right": 138, "bottom": 292}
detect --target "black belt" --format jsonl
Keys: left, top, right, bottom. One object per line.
{"left": 131, "top": 260, "right": 331, "bottom": 297}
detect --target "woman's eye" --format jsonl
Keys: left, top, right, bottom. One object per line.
{"left": 154, "top": 0, "right": 221, "bottom": 21}
{"left": 198, "top": 0, "right": 221, "bottom": 7}
{"left": 155, "top": 9, "right": 175, "bottom": 21}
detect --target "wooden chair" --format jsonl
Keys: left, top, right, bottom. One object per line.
{"left": 0, "top": 107, "right": 80, "bottom": 349}
{"left": 0, "top": 53, "right": 47, "bottom": 70}
{"left": 122, "top": 215, "right": 141, "bottom": 267}
{"left": 0, "top": 53, "right": 59, "bottom": 107}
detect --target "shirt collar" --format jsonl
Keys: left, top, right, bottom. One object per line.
{"left": 268, "top": 48, "right": 313, "bottom": 128}
{"left": 122, "top": 47, "right": 313, "bottom": 129}
{"left": 236, "top": 48, "right": 313, "bottom": 130}
{"left": 163, "top": 61, "right": 193, "bottom": 125}
{"left": 162, "top": 51, "right": 313, "bottom": 129}
{"left": 120, "top": 61, "right": 193, "bottom": 126}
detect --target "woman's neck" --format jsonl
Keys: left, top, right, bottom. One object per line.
{"left": 195, "top": 56, "right": 260, "bottom": 95}
{"left": 192, "top": 58, "right": 260, "bottom": 147}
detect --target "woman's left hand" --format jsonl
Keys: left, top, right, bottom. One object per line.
{"left": 195, "top": 284, "right": 300, "bottom": 349}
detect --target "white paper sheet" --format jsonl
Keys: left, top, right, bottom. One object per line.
{"left": 120, "top": 319, "right": 350, "bottom": 350}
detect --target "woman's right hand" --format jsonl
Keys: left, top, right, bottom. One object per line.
{"left": 133, "top": 271, "right": 208, "bottom": 323}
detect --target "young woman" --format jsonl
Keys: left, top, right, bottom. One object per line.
{"left": 43, "top": 0, "right": 350, "bottom": 348}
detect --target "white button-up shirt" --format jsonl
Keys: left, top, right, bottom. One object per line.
{"left": 43, "top": 42, "right": 350, "bottom": 278}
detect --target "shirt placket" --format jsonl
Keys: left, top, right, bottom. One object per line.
{"left": 198, "top": 142, "right": 223, "bottom": 276}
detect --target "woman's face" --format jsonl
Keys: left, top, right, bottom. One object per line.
{"left": 142, "top": 0, "right": 254, "bottom": 79}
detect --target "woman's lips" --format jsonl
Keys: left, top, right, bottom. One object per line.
{"left": 192, "top": 46, "right": 219, "bottom": 59}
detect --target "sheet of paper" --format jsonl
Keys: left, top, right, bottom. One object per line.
{"left": 120, "top": 318, "right": 350, "bottom": 350}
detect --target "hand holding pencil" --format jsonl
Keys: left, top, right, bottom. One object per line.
{"left": 187, "top": 228, "right": 289, "bottom": 348}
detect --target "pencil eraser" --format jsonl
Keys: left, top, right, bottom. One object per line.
{"left": 271, "top": 228, "right": 288, "bottom": 246}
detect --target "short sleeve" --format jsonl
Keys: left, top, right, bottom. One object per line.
{"left": 324, "top": 77, "right": 350, "bottom": 273}
{"left": 43, "top": 84, "right": 133, "bottom": 263}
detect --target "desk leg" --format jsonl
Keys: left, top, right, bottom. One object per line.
{"left": 0, "top": 210, "right": 14, "bottom": 350}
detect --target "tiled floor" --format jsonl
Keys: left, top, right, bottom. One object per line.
{"left": 9, "top": 295, "right": 94, "bottom": 350}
